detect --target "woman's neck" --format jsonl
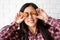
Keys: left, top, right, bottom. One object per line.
{"left": 28, "top": 25, "right": 37, "bottom": 34}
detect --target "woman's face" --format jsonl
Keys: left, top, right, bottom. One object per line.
{"left": 24, "top": 6, "right": 38, "bottom": 27}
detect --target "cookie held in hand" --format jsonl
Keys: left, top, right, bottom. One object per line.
{"left": 22, "top": 12, "right": 28, "bottom": 17}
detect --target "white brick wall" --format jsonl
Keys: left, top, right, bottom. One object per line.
{"left": 0, "top": 0, "right": 60, "bottom": 29}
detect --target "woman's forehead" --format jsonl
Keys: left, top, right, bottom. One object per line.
{"left": 24, "top": 6, "right": 36, "bottom": 12}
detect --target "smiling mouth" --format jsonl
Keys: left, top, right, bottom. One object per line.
{"left": 28, "top": 20, "right": 34, "bottom": 23}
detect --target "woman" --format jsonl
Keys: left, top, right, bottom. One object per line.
{"left": 0, "top": 3, "right": 60, "bottom": 40}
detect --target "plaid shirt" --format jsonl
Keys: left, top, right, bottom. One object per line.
{"left": 0, "top": 17, "right": 60, "bottom": 40}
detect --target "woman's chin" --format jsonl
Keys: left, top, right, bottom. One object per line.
{"left": 27, "top": 23, "right": 35, "bottom": 27}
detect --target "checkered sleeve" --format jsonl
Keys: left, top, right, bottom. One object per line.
{"left": 0, "top": 21, "right": 19, "bottom": 39}
{"left": 46, "top": 17, "right": 60, "bottom": 30}
{"left": 45, "top": 17, "right": 60, "bottom": 40}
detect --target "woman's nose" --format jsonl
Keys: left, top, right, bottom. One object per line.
{"left": 28, "top": 14, "right": 33, "bottom": 19}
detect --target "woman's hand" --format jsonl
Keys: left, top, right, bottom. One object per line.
{"left": 15, "top": 12, "right": 25, "bottom": 24}
{"left": 36, "top": 8, "right": 48, "bottom": 22}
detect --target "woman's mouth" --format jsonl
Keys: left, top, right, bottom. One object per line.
{"left": 28, "top": 20, "right": 34, "bottom": 23}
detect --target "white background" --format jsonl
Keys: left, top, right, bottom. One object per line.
{"left": 0, "top": 0, "right": 60, "bottom": 29}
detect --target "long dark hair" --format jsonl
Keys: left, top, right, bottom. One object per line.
{"left": 17, "top": 3, "right": 54, "bottom": 40}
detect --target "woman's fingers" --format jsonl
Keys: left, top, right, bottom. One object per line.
{"left": 15, "top": 12, "right": 26, "bottom": 24}
{"left": 36, "top": 8, "right": 48, "bottom": 21}
{"left": 36, "top": 8, "right": 43, "bottom": 18}
{"left": 36, "top": 8, "right": 40, "bottom": 15}
{"left": 15, "top": 13, "right": 18, "bottom": 20}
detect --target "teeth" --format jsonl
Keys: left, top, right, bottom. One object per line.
{"left": 29, "top": 21, "right": 34, "bottom": 23}
{"left": 30, "top": 21, "right": 33, "bottom": 22}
